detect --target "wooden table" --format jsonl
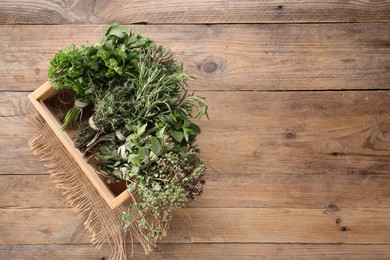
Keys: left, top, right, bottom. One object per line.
{"left": 1, "top": 1, "right": 389, "bottom": 259}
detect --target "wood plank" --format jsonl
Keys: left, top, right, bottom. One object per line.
{"left": 0, "top": 175, "right": 67, "bottom": 208}
{"left": 1, "top": 243, "right": 390, "bottom": 260}
{"left": 2, "top": 170, "right": 389, "bottom": 210}
{"left": 0, "top": 92, "right": 34, "bottom": 116}
{"left": 0, "top": 92, "right": 46, "bottom": 174}
{"left": 1, "top": 24, "right": 389, "bottom": 91}
{"left": 0, "top": 115, "right": 46, "bottom": 175}
{"left": 198, "top": 90, "right": 390, "bottom": 176}
{"left": 0, "top": 92, "right": 36, "bottom": 171}
{"left": 0, "top": 209, "right": 83, "bottom": 244}
{"left": 0, "top": 208, "right": 389, "bottom": 244}
{"left": 1, "top": 91, "right": 390, "bottom": 209}
{"left": 3, "top": 90, "right": 389, "bottom": 176}
{"left": 0, "top": 0, "right": 389, "bottom": 24}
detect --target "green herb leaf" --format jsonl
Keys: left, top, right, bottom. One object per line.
{"left": 131, "top": 166, "right": 140, "bottom": 175}
{"left": 105, "top": 23, "right": 127, "bottom": 39}
{"left": 137, "top": 123, "right": 148, "bottom": 137}
{"left": 150, "top": 137, "right": 162, "bottom": 155}
{"left": 139, "top": 147, "right": 149, "bottom": 160}
{"left": 122, "top": 212, "right": 132, "bottom": 222}
{"left": 114, "top": 161, "right": 121, "bottom": 167}
{"left": 183, "top": 128, "right": 190, "bottom": 142}
{"left": 189, "top": 123, "right": 201, "bottom": 135}
{"left": 183, "top": 119, "right": 192, "bottom": 128}
{"left": 170, "top": 130, "right": 184, "bottom": 142}
{"left": 126, "top": 29, "right": 139, "bottom": 45}
{"left": 128, "top": 154, "right": 141, "bottom": 165}
{"left": 156, "top": 125, "right": 166, "bottom": 138}
{"left": 128, "top": 182, "right": 137, "bottom": 192}
{"left": 150, "top": 151, "right": 158, "bottom": 161}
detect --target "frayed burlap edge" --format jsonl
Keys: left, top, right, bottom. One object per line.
{"left": 28, "top": 115, "right": 166, "bottom": 259}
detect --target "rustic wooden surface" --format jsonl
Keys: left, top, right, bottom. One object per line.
{"left": 0, "top": 1, "right": 389, "bottom": 259}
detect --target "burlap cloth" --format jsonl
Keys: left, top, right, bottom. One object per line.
{"left": 28, "top": 115, "right": 165, "bottom": 259}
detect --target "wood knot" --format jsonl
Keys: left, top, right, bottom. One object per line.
{"left": 323, "top": 203, "right": 340, "bottom": 216}
{"left": 336, "top": 218, "right": 342, "bottom": 224}
{"left": 363, "top": 125, "right": 390, "bottom": 150}
{"left": 340, "top": 226, "right": 349, "bottom": 232}
{"left": 327, "top": 204, "right": 339, "bottom": 211}
{"left": 34, "top": 68, "right": 41, "bottom": 75}
{"left": 285, "top": 130, "right": 296, "bottom": 140}
{"left": 203, "top": 61, "right": 218, "bottom": 73}
{"left": 330, "top": 151, "right": 344, "bottom": 157}
{"left": 277, "top": 5, "right": 284, "bottom": 10}
{"left": 197, "top": 58, "right": 226, "bottom": 75}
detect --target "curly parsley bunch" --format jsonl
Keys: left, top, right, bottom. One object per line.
{"left": 48, "top": 24, "right": 153, "bottom": 129}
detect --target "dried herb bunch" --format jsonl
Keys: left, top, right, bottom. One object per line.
{"left": 48, "top": 24, "right": 208, "bottom": 241}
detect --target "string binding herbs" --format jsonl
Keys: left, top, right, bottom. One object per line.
{"left": 48, "top": 24, "right": 208, "bottom": 242}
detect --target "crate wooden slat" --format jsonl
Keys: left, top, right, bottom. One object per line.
{"left": 28, "top": 81, "right": 130, "bottom": 209}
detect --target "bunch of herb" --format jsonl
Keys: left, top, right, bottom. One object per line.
{"left": 48, "top": 24, "right": 153, "bottom": 129}
{"left": 48, "top": 24, "right": 208, "bottom": 241}
{"left": 98, "top": 121, "right": 206, "bottom": 240}
{"left": 79, "top": 57, "right": 208, "bottom": 240}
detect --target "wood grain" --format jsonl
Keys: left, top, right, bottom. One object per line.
{"left": 1, "top": 0, "right": 389, "bottom": 24}
{"left": 1, "top": 24, "right": 389, "bottom": 91}
{"left": 0, "top": 209, "right": 83, "bottom": 244}
{"left": 4, "top": 91, "right": 390, "bottom": 175}
{"left": 0, "top": 208, "right": 389, "bottom": 244}
{"left": 1, "top": 244, "right": 390, "bottom": 260}
{"left": 1, "top": 0, "right": 389, "bottom": 258}
{"left": 198, "top": 90, "right": 390, "bottom": 176}
{"left": 2, "top": 170, "right": 389, "bottom": 210}
{"left": 0, "top": 114, "right": 45, "bottom": 174}
{"left": 1, "top": 91, "right": 389, "bottom": 210}
{"left": 0, "top": 175, "right": 67, "bottom": 208}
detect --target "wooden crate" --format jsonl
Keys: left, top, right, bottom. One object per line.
{"left": 28, "top": 81, "right": 131, "bottom": 209}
